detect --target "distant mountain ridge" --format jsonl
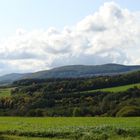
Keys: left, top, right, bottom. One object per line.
{"left": 0, "top": 73, "right": 30, "bottom": 85}
{"left": 1, "top": 63, "right": 140, "bottom": 85}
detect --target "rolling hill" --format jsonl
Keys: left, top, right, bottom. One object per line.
{"left": 27, "top": 63, "right": 140, "bottom": 79}
{"left": 0, "top": 73, "right": 28, "bottom": 85}
{"left": 1, "top": 63, "right": 140, "bottom": 85}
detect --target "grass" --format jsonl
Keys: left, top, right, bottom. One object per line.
{"left": 0, "top": 135, "right": 64, "bottom": 140}
{"left": 0, "top": 88, "right": 11, "bottom": 97}
{"left": 82, "top": 83, "right": 140, "bottom": 93}
{"left": 0, "top": 117, "right": 139, "bottom": 140}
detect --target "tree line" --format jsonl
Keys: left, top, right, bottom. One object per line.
{"left": 0, "top": 71, "right": 140, "bottom": 117}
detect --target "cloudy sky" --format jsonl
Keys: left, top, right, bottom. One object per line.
{"left": 0, "top": 0, "right": 140, "bottom": 75}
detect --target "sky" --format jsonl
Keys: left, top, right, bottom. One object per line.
{"left": 0, "top": 0, "right": 140, "bottom": 75}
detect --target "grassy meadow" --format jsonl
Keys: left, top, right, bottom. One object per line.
{"left": 0, "top": 117, "right": 140, "bottom": 140}
{"left": 0, "top": 88, "right": 11, "bottom": 97}
{"left": 82, "top": 83, "right": 140, "bottom": 93}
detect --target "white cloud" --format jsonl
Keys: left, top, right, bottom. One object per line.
{"left": 0, "top": 2, "right": 140, "bottom": 75}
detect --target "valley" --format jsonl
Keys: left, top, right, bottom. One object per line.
{"left": 0, "top": 64, "right": 140, "bottom": 139}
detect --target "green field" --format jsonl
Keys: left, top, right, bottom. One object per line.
{"left": 0, "top": 88, "right": 11, "bottom": 97}
{"left": 0, "top": 117, "right": 140, "bottom": 140}
{"left": 82, "top": 83, "right": 140, "bottom": 93}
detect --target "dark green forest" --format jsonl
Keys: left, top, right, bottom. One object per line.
{"left": 0, "top": 71, "right": 140, "bottom": 117}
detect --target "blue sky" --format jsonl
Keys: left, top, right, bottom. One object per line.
{"left": 0, "top": 0, "right": 140, "bottom": 75}
{"left": 0, "top": 0, "right": 139, "bottom": 38}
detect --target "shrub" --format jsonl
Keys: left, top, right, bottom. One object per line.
{"left": 116, "top": 106, "right": 140, "bottom": 117}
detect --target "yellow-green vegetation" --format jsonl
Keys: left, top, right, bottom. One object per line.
{"left": 0, "top": 135, "right": 64, "bottom": 140}
{"left": 83, "top": 83, "right": 140, "bottom": 93}
{"left": 0, "top": 117, "right": 140, "bottom": 140}
{"left": 0, "top": 88, "right": 11, "bottom": 97}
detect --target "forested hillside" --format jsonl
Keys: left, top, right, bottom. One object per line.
{"left": 1, "top": 63, "right": 140, "bottom": 85}
{"left": 0, "top": 71, "right": 140, "bottom": 117}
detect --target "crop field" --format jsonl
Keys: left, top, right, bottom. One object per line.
{"left": 0, "top": 117, "right": 140, "bottom": 140}
{"left": 82, "top": 83, "right": 140, "bottom": 93}
{"left": 0, "top": 88, "right": 11, "bottom": 97}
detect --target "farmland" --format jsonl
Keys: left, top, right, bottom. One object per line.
{"left": 82, "top": 83, "right": 140, "bottom": 93}
{"left": 0, "top": 88, "right": 11, "bottom": 97}
{"left": 0, "top": 117, "right": 140, "bottom": 140}
{"left": 0, "top": 71, "right": 140, "bottom": 140}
